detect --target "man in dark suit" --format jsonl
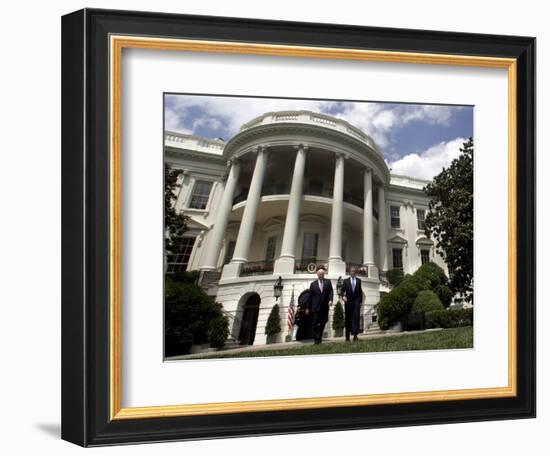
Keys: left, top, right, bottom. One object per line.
{"left": 306, "top": 266, "right": 333, "bottom": 344}
{"left": 341, "top": 266, "right": 362, "bottom": 341}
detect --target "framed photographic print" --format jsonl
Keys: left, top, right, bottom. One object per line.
{"left": 61, "top": 8, "right": 536, "bottom": 447}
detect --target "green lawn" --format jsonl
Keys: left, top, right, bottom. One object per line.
{"left": 191, "top": 326, "right": 473, "bottom": 359}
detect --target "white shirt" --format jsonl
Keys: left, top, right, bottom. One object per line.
{"left": 318, "top": 279, "right": 324, "bottom": 291}
{"left": 351, "top": 277, "right": 356, "bottom": 291}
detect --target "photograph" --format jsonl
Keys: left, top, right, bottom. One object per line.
{"left": 163, "top": 94, "right": 474, "bottom": 360}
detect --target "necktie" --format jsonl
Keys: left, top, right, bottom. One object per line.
{"left": 319, "top": 280, "right": 323, "bottom": 292}
{"left": 352, "top": 278, "right": 355, "bottom": 292}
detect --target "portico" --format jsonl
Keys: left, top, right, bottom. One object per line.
{"left": 165, "top": 109, "right": 447, "bottom": 346}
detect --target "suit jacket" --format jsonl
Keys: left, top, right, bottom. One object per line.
{"left": 308, "top": 278, "right": 334, "bottom": 316}
{"left": 342, "top": 277, "right": 363, "bottom": 305}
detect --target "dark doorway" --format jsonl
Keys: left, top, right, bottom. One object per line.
{"left": 296, "top": 290, "right": 313, "bottom": 340}
{"left": 238, "top": 293, "right": 261, "bottom": 345}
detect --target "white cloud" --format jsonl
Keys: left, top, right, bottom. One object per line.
{"left": 164, "top": 95, "right": 458, "bottom": 146}
{"left": 389, "top": 137, "right": 467, "bottom": 180}
{"left": 400, "top": 105, "right": 453, "bottom": 126}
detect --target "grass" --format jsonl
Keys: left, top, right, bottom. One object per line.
{"left": 191, "top": 326, "right": 473, "bottom": 359}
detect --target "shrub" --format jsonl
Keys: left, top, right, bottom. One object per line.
{"left": 332, "top": 301, "right": 345, "bottom": 331}
{"left": 435, "top": 284, "right": 454, "bottom": 308}
{"left": 378, "top": 262, "right": 451, "bottom": 330}
{"left": 378, "top": 276, "right": 425, "bottom": 329}
{"left": 426, "top": 308, "right": 473, "bottom": 329}
{"left": 386, "top": 268, "right": 404, "bottom": 287}
{"left": 265, "top": 304, "right": 281, "bottom": 336}
{"left": 412, "top": 290, "right": 445, "bottom": 314}
{"left": 208, "top": 315, "right": 230, "bottom": 348}
{"left": 413, "top": 261, "right": 448, "bottom": 289}
{"left": 171, "top": 270, "right": 200, "bottom": 284}
{"left": 165, "top": 275, "right": 223, "bottom": 346}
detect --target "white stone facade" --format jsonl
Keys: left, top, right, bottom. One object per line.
{"left": 165, "top": 111, "right": 448, "bottom": 345}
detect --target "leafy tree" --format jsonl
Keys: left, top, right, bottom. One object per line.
{"left": 332, "top": 301, "right": 345, "bottom": 331}
{"left": 164, "top": 275, "right": 224, "bottom": 345}
{"left": 265, "top": 304, "right": 281, "bottom": 336}
{"left": 434, "top": 284, "right": 454, "bottom": 308}
{"left": 165, "top": 164, "right": 190, "bottom": 253}
{"left": 424, "top": 138, "right": 473, "bottom": 302}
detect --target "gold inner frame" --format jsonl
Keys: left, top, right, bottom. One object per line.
{"left": 109, "top": 35, "right": 518, "bottom": 420}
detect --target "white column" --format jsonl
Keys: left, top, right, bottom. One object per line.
{"left": 378, "top": 184, "right": 388, "bottom": 272}
{"left": 222, "top": 147, "right": 268, "bottom": 279}
{"left": 274, "top": 145, "right": 307, "bottom": 274}
{"left": 328, "top": 153, "right": 346, "bottom": 276}
{"left": 201, "top": 160, "right": 241, "bottom": 270}
{"left": 363, "top": 168, "right": 378, "bottom": 279}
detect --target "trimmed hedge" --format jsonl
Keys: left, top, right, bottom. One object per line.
{"left": 414, "top": 261, "right": 448, "bottom": 289}
{"left": 386, "top": 268, "right": 404, "bottom": 287}
{"left": 412, "top": 290, "right": 445, "bottom": 314}
{"left": 332, "top": 301, "right": 345, "bottom": 331}
{"left": 208, "top": 315, "right": 230, "bottom": 348}
{"left": 378, "top": 276, "right": 425, "bottom": 329}
{"left": 378, "top": 262, "right": 449, "bottom": 330}
{"left": 426, "top": 308, "right": 473, "bottom": 329}
{"left": 265, "top": 304, "right": 281, "bottom": 336}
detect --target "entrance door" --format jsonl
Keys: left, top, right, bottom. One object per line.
{"left": 238, "top": 294, "right": 261, "bottom": 345}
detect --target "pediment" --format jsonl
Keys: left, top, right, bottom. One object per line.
{"left": 388, "top": 234, "right": 408, "bottom": 245}
{"left": 416, "top": 236, "right": 434, "bottom": 246}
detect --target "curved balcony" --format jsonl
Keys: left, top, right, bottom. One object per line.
{"left": 232, "top": 184, "right": 379, "bottom": 220}
{"left": 238, "top": 110, "right": 381, "bottom": 156}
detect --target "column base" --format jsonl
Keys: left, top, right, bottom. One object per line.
{"left": 365, "top": 264, "right": 379, "bottom": 280}
{"left": 328, "top": 258, "right": 346, "bottom": 276}
{"left": 220, "top": 262, "right": 243, "bottom": 280}
{"left": 273, "top": 256, "right": 295, "bottom": 274}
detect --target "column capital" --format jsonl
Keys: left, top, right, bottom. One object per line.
{"left": 335, "top": 151, "right": 348, "bottom": 160}
{"left": 294, "top": 143, "right": 309, "bottom": 153}
{"left": 251, "top": 145, "right": 270, "bottom": 158}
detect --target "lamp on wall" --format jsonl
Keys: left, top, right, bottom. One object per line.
{"left": 273, "top": 276, "right": 284, "bottom": 301}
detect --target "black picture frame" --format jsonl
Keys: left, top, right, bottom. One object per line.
{"left": 62, "top": 8, "right": 536, "bottom": 447}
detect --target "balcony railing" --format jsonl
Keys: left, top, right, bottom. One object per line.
{"left": 240, "top": 260, "right": 275, "bottom": 276}
{"left": 295, "top": 258, "right": 328, "bottom": 274}
{"left": 345, "top": 263, "right": 368, "bottom": 277}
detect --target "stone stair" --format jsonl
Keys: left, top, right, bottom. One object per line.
{"left": 364, "top": 321, "right": 386, "bottom": 336}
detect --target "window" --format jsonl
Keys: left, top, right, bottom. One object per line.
{"left": 392, "top": 248, "right": 403, "bottom": 270}
{"left": 417, "top": 209, "right": 426, "bottom": 230}
{"left": 188, "top": 180, "right": 213, "bottom": 209}
{"left": 265, "top": 236, "right": 277, "bottom": 262}
{"left": 224, "top": 240, "right": 236, "bottom": 264}
{"left": 390, "top": 205, "right": 401, "bottom": 229}
{"left": 167, "top": 237, "right": 196, "bottom": 273}
{"left": 420, "top": 249, "right": 430, "bottom": 264}
{"left": 302, "top": 233, "right": 319, "bottom": 261}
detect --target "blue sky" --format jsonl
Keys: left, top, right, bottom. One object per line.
{"left": 164, "top": 94, "right": 473, "bottom": 180}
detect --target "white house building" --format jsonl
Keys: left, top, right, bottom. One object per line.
{"left": 165, "top": 110, "right": 447, "bottom": 345}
